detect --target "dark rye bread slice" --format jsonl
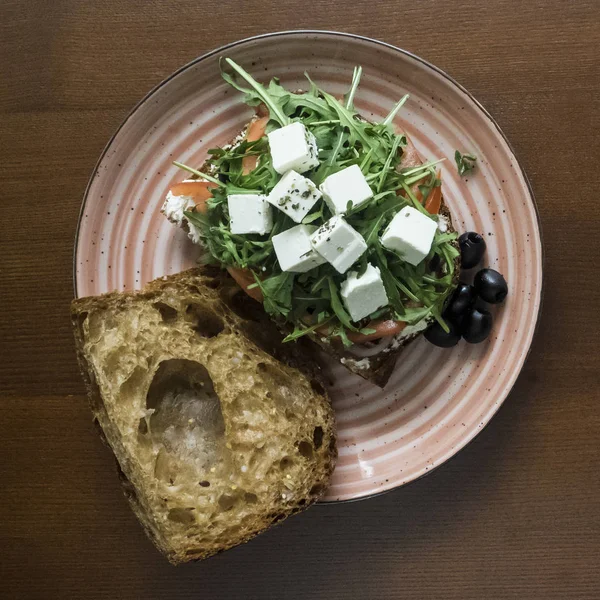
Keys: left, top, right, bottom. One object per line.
{"left": 71, "top": 266, "right": 336, "bottom": 563}
{"left": 177, "top": 117, "right": 460, "bottom": 388}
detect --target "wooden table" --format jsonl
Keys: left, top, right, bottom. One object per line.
{"left": 1, "top": 1, "right": 599, "bottom": 598}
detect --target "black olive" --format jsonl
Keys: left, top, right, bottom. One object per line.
{"left": 462, "top": 308, "right": 493, "bottom": 343}
{"left": 459, "top": 232, "right": 486, "bottom": 269}
{"left": 425, "top": 319, "right": 461, "bottom": 348}
{"left": 474, "top": 268, "right": 508, "bottom": 304}
{"left": 445, "top": 283, "right": 477, "bottom": 320}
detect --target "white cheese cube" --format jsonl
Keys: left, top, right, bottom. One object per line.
{"left": 267, "top": 170, "right": 322, "bottom": 223}
{"left": 310, "top": 216, "right": 367, "bottom": 274}
{"left": 272, "top": 225, "right": 327, "bottom": 273}
{"left": 267, "top": 122, "right": 319, "bottom": 174}
{"left": 228, "top": 194, "right": 272, "bottom": 235}
{"left": 381, "top": 206, "right": 437, "bottom": 265}
{"left": 340, "top": 264, "right": 389, "bottom": 322}
{"left": 319, "top": 164, "right": 373, "bottom": 214}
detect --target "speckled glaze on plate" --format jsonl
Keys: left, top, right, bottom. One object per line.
{"left": 74, "top": 31, "right": 542, "bottom": 502}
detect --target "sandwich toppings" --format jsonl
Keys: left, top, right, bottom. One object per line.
{"left": 164, "top": 59, "right": 461, "bottom": 347}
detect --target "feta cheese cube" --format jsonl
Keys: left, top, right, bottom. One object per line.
{"left": 319, "top": 164, "right": 373, "bottom": 214}
{"left": 267, "top": 122, "right": 319, "bottom": 174}
{"left": 272, "top": 225, "right": 326, "bottom": 273}
{"left": 340, "top": 264, "right": 389, "bottom": 322}
{"left": 310, "top": 216, "right": 367, "bottom": 274}
{"left": 267, "top": 170, "right": 322, "bottom": 223}
{"left": 228, "top": 194, "right": 272, "bottom": 235}
{"left": 381, "top": 206, "right": 437, "bottom": 265}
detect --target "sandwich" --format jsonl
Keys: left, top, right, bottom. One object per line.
{"left": 71, "top": 267, "right": 336, "bottom": 563}
{"left": 162, "top": 60, "right": 460, "bottom": 387}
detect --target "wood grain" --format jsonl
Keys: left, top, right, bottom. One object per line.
{"left": 1, "top": 1, "right": 599, "bottom": 598}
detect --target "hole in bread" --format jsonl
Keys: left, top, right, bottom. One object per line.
{"left": 146, "top": 359, "right": 227, "bottom": 481}
{"left": 244, "top": 493, "right": 258, "bottom": 504}
{"left": 297, "top": 440, "right": 314, "bottom": 459}
{"left": 153, "top": 301, "right": 178, "bottom": 323}
{"left": 199, "top": 480, "right": 210, "bottom": 487}
{"left": 279, "top": 456, "right": 294, "bottom": 470}
{"left": 218, "top": 494, "right": 238, "bottom": 512}
{"left": 167, "top": 507, "right": 196, "bottom": 524}
{"left": 310, "top": 484, "right": 324, "bottom": 496}
{"left": 312, "top": 426, "right": 324, "bottom": 449}
{"left": 138, "top": 418, "right": 148, "bottom": 435}
{"left": 185, "top": 303, "right": 225, "bottom": 338}
{"left": 87, "top": 312, "right": 117, "bottom": 341}
{"left": 297, "top": 498, "right": 306, "bottom": 506}
{"left": 271, "top": 513, "right": 286, "bottom": 524}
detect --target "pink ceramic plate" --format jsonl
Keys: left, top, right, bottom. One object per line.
{"left": 74, "top": 31, "right": 542, "bottom": 502}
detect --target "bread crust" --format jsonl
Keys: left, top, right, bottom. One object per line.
{"left": 72, "top": 266, "right": 336, "bottom": 563}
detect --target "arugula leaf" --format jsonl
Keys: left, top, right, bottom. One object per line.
{"left": 376, "top": 134, "right": 402, "bottom": 193}
{"left": 253, "top": 271, "right": 295, "bottom": 317}
{"left": 373, "top": 245, "right": 404, "bottom": 315}
{"left": 222, "top": 58, "right": 289, "bottom": 126}
{"left": 333, "top": 325, "right": 354, "bottom": 348}
{"left": 328, "top": 277, "right": 358, "bottom": 331}
{"left": 282, "top": 317, "right": 333, "bottom": 343}
{"left": 382, "top": 94, "right": 409, "bottom": 127}
{"left": 360, "top": 327, "right": 377, "bottom": 335}
{"left": 454, "top": 150, "right": 477, "bottom": 176}
{"left": 172, "top": 161, "right": 225, "bottom": 187}
{"left": 344, "top": 66, "right": 362, "bottom": 110}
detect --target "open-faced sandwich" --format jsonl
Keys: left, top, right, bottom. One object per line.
{"left": 162, "top": 60, "right": 491, "bottom": 387}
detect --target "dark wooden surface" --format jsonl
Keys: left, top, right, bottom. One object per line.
{"left": 1, "top": 1, "right": 599, "bottom": 598}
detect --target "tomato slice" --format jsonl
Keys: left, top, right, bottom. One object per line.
{"left": 242, "top": 116, "right": 269, "bottom": 174}
{"left": 347, "top": 320, "right": 407, "bottom": 343}
{"left": 169, "top": 181, "right": 216, "bottom": 214}
{"left": 226, "top": 267, "right": 264, "bottom": 302}
{"left": 424, "top": 179, "right": 442, "bottom": 214}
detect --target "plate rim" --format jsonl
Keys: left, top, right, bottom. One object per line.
{"left": 73, "top": 30, "right": 544, "bottom": 504}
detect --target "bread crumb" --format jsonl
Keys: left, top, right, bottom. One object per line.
{"left": 286, "top": 474, "right": 291, "bottom": 479}
{"left": 241, "top": 465, "right": 248, "bottom": 473}
{"left": 210, "top": 467, "right": 216, "bottom": 473}
{"left": 231, "top": 485, "right": 237, "bottom": 490}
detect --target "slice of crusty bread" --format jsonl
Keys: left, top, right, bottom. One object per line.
{"left": 71, "top": 267, "right": 336, "bottom": 564}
